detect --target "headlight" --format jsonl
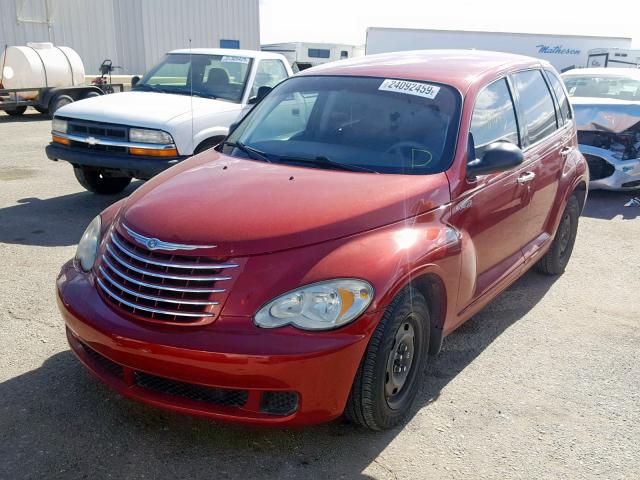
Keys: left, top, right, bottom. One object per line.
{"left": 129, "top": 127, "right": 173, "bottom": 144}
{"left": 254, "top": 279, "right": 374, "bottom": 331}
{"left": 52, "top": 118, "right": 68, "bottom": 133}
{"left": 75, "top": 216, "right": 101, "bottom": 272}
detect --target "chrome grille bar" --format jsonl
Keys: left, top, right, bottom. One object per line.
{"left": 99, "top": 267, "right": 220, "bottom": 306}
{"left": 110, "top": 234, "right": 238, "bottom": 270}
{"left": 96, "top": 277, "right": 214, "bottom": 318}
{"left": 105, "top": 244, "right": 232, "bottom": 281}
{"left": 101, "top": 257, "right": 226, "bottom": 293}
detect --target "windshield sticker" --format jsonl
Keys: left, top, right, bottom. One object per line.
{"left": 378, "top": 79, "right": 440, "bottom": 99}
{"left": 221, "top": 56, "right": 250, "bottom": 64}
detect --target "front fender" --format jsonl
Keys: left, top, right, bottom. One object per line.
{"left": 221, "top": 207, "right": 462, "bottom": 333}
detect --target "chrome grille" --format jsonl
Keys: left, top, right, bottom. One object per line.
{"left": 96, "top": 226, "right": 238, "bottom": 325}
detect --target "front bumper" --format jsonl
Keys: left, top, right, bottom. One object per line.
{"left": 580, "top": 144, "right": 640, "bottom": 191}
{"left": 46, "top": 143, "right": 189, "bottom": 180}
{"left": 57, "top": 262, "right": 377, "bottom": 426}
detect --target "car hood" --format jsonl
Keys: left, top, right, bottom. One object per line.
{"left": 571, "top": 96, "right": 640, "bottom": 133}
{"left": 55, "top": 91, "right": 240, "bottom": 128}
{"left": 118, "top": 151, "right": 451, "bottom": 257}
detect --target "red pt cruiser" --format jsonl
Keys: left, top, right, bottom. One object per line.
{"left": 57, "top": 51, "right": 588, "bottom": 430}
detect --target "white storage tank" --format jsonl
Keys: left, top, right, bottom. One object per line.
{"left": 0, "top": 43, "right": 85, "bottom": 99}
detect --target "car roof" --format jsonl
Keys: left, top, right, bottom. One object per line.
{"left": 561, "top": 68, "right": 640, "bottom": 78}
{"left": 297, "top": 49, "right": 551, "bottom": 92}
{"left": 168, "top": 48, "right": 286, "bottom": 61}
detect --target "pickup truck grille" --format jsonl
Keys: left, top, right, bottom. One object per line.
{"left": 67, "top": 118, "right": 128, "bottom": 141}
{"left": 95, "top": 226, "right": 239, "bottom": 325}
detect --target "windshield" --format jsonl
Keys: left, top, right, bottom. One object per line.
{"left": 563, "top": 75, "right": 640, "bottom": 101}
{"left": 135, "top": 53, "right": 252, "bottom": 103}
{"left": 222, "top": 75, "right": 462, "bottom": 174}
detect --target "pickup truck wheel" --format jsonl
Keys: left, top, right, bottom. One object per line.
{"left": 73, "top": 167, "right": 131, "bottom": 195}
{"left": 344, "top": 287, "right": 429, "bottom": 430}
{"left": 535, "top": 195, "right": 580, "bottom": 276}
{"left": 5, "top": 106, "right": 27, "bottom": 116}
{"left": 49, "top": 94, "right": 74, "bottom": 116}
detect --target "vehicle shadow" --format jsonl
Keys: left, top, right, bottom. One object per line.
{"left": 0, "top": 269, "right": 556, "bottom": 479}
{"left": 582, "top": 190, "right": 640, "bottom": 220}
{"left": 0, "top": 110, "right": 50, "bottom": 123}
{"left": 0, "top": 184, "right": 140, "bottom": 247}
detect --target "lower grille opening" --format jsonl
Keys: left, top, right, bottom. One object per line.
{"left": 134, "top": 371, "right": 248, "bottom": 408}
{"left": 584, "top": 154, "right": 615, "bottom": 180}
{"left": 260, "top": 391, "right": 299, "bottom": 416}
{"left": 79, "top": 341, "right": 124, "bottom": 379}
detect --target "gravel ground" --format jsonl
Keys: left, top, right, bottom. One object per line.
{"left": 1, "top": 109, "right": 639, "bottom": 480}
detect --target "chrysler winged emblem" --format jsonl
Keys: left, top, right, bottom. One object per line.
{"left": 122, "top": 224, "right": 216, "bottom": 251}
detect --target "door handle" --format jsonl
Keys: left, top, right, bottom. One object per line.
{"left": 517, "top": 172, "right": 536, "bottom": 184}
{"left": 560, "top": 146, "right": 572, "bottom": 156}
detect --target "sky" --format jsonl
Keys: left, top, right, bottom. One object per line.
{"left": 260, "top": 0, "right": 640, "bottom": 47}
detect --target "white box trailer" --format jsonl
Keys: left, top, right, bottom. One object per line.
{"left": 366, "top": 27, "right": 632, "bottom": 72}
{"left": 261, "top": 42, "right": 363, "bottom": 71}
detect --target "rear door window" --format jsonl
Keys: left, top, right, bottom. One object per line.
{"left": 470, "top": 78, "right": 520, "bottom": 159}
{"left": 511, "top": 70, "right": 558, "bottom": 145}
{"left": 545, "top": 71, "right": 572, "bottom": 123}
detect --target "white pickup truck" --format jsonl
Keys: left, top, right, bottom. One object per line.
{"left": 46, "top": 48, "right": 292, "bottom": 194}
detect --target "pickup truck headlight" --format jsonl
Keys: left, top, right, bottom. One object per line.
{"left": 129, "top": 127, "right": 173, "bottom": 144}
{"left": 254, "top": 279, "right": 374, "bottom": 331}
{"left": 52, "top": 118, "right": 68, "bottom": 133}
{"left": 75, "top": 216, "right": 101, "bottom": 272}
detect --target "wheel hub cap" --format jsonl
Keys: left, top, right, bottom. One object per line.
{"left": 385, "top": 322, "right": 415, "bottom": 402}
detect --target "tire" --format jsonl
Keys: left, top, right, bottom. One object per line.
{"left": 345, "top": 287, "right": 430, "bottom": 430}
{"left": 194, "top": 136, "right": 225, "bottom": 154}
{"left": 535, "top": 195, "right": 580, "bottom": 276}
{"left": 82, "top": 91, "right": 101, "bottom": 100}
{"left": 73, "top": 167, "right": 131, "bottom": 195}
{"left": 34, "top": 106, "right": 49, "bottom": 115}
{"left": 5, "top": 106, "right": 27, "bottom": 116}
{"left": 49, "top": 94, "right": 74, "bottom": 116}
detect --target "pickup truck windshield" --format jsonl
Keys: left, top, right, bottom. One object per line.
{"left": 135, "top": 53, "right": 252, "bottom": 103}
{"left": 223, "top": 75, "right": 461, "bottom": 174}
{"left": 563, "top": 75, "right": 640, "bottom": 101}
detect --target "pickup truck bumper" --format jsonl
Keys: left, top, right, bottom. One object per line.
{"left": 46, "top": 143, "right": 189, "bottom": 179}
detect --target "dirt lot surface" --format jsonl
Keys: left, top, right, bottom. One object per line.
{"left": 1, "top": 110, "right": 639, "bottom": 480}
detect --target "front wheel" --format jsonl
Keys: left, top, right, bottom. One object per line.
{"left": 535, "top": 195, "right": 580, "bottom": 275}
{"left": 345, "top": 287, "right": 430, "bottom": 430}
{"left": 73, "top": 167, "right": 131, "bottom": 195}
{"left": 5, "top": 106, "right": 27, "bottom": 116}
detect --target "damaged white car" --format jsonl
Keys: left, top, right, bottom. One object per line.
{"left": 562, "top": 68, "right": 640, "bottom": 190}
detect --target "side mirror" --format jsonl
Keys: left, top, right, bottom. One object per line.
{"left": 248, "top": 85, "right": 272, "bottom": 105}
{"left": 466, "top": 142, "right": 523, "bottom": 179}
{"left": 131, "top": 75, "right": 140, "bottom": 87}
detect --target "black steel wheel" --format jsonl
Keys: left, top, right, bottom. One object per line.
{"left": 345, "top": 287, "right": 430, "bottom": 430}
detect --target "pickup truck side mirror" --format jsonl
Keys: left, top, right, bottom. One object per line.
{"left": 466, "top": 142, "right": 524, "bottom": 179}
{"left": 248, "top": 85, "right": 273, "bottom": 105}
{"left": 131, "top": 76, "right": 141, "bottom": 87}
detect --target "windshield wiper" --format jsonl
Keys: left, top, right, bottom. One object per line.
{"left": 276, "top": 155, "right": 379, "bottom": 173}
{"left": 223, "top": 141, "right": 271, "bottom": 163}
{"left": 133, "top": 83, "right": 165, "bottom": 93}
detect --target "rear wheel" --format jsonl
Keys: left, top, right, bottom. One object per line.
{"left": 49, "top": 94, "right": 74, "bottom": 117}
{"left": 5, "top": 106, "right": 27, "bottom": 116}
{"left": 82, "top": 91, "right": 101, "bottom": 100}
{"left": 73, "top": 167, "right": 131, "bottom": 195}
{"left": 345, "top": 287, "right": 430, "bottom": 430}
{"left": 535, "top": 195, "right": 580, "bottom": 275}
